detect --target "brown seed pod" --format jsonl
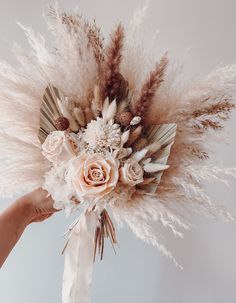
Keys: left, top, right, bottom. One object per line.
{"left": 55, "top": 116, "right": 70, "bottom": 131}
{"left": 119, "top": 111, "right": 133, "bottom": 127}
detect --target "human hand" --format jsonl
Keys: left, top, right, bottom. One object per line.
{"left": 19, "top": 188, "right": 59, "bottom": 224}
{"left": 0, "top": 188, "right": 59, "bottom": 267}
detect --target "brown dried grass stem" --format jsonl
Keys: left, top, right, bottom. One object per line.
{"left": 100, "top": 23, "right": 125, "bottom": 102}
{"left": 94, "top": 210, "right": 117, "bottom": 261}
{"left": 133, "top": 52, "right": 169, "bottom": 120}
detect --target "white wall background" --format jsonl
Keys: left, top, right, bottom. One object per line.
{"left": 0, "top": 0, "right": 236, "bottom": 302}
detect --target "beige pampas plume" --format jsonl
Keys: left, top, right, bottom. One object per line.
{"left": 191, "top": 99, "right": 235, "bottom": 130}
{"left": 48, "top": 6, "right": 104, "bottom": 65}
{"left": 121, "top": 0, "right": 159, "bottom": 95}
{"left": 130, "top": 0, "right": 151, "bottom": 30}
{"left": 100, "top": 23, "right": 125, "bottom": 102}
{"left": 84, "top": 20, "right": 105, "bottom": 66}
{"left": 41, "top": 5, "right": 99, "bottom": 105}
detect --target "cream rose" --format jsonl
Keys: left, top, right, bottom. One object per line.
{"left": 120, "top": 158, "right": 144, "bottom": 186}
{"left": 70, "top": 153, "right": 119, "bottom": 201}
{"left": 42, "top": 131, "right": 75, "bottom": 164}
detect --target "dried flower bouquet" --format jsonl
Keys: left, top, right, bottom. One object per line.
{"left": 0, "top": 4, "right": 236, "bottom": 303}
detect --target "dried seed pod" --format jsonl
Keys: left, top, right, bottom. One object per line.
{"left": 121, "top": 130, "right": 130, "bottom": 146}
{"left": 126, "top": 125, "right": 142, "bottom": 146}
{"left": 130, "top": 116, "right": 141, "bottom": 126}
{"left": 116, "top": 99, "right": 129, "bottom": 120}
{"left": 132, "top": 148, "right": 148, "bottom": 162}
{"left": 104, "top": 100, "right": 117, "bottom": 121}
{"left": 139, "top": 177, "right": 156, "bottom": 186}
{"left": 73, "top": 107, "right": 86, "bottom": 127}
{"left": 57, "top": 98, "right": 79, "bottom": 132}
{"left": 55, "top": 117, "right": 70, "bottom": 131}
{"left": 132, "top": 137, "right": 147, "bottom": 150}
{"left": 84, "top": 107, "right": 94, "bottom": 124}
{"left": 119, "top": 111, "right": 133, "bottom": 126}
{"left": 91, "top": 85, "right": 103, "bottom": 117}
{"left": 143, "top": 163, "right": 169, "bottom": 173}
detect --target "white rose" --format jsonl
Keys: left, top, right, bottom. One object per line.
{"left": 69, "top": 153, "right": 119, "bottom": 202}
{"left": 42, "top": 131, "right": 75, "bottom": 164}
{"left": 120, "top": 158, "right": 144, "bottom": 186}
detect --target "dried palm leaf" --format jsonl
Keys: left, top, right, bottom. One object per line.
{"left": 38, "top": 84, "right": 61, "bottom": 143}
{"left": 142, "top": 123, "right": 177, "bottom": 192}
{"left": 147, "top": 123, "right": 177, "bottom": 146}
{"left": 38, "top": 85, "right": 80, "bottom": 143}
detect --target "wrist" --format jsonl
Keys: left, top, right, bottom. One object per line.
{"left": 16, "top": 196, "right": 35, "bottom": 226}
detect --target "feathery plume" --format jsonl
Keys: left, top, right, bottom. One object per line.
{"left": 48, "top": 7, "right": 104, "bottom": 65}
{"left": 100, "top": 23, "right": 125, "bottom": 102}
{"left": 84, "top": 20, "right": 104, "bottom": 65}
{"left": 132, "top": 52, "right": 169, "bottom": 120}
{"left": 192, "top": 99, "right": 235, "bottom": 130}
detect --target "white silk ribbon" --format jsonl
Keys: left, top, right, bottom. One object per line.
{"left": 62, "top": 210, "right": 99, "bottom": 303}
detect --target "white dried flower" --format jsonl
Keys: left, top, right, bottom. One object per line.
{"left": 130, "top": 116, "right": 141, "bottom": 126}
{"left": 113, "top": 147, "right": 132, "bottom": 160}
{"left": 83, "top": 117, "right": 121, "bottom": 150}
{"left": 143, "top": 162, "right": 169, "bottom": 173}
{"left": 104, "top": 100, "right": 117, "bottom": 121}
{"left": 43, "top": 163, "right": 77, "bottom": 215}
{"left": 121, "top": 130, "right": 130, "bottom": 146}
{"left": 132, "top": 148, "right": 148, "bottom": 162}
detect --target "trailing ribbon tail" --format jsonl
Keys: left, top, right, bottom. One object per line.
{"left": 62, "top": 210, "right": 99, "bottom": 303}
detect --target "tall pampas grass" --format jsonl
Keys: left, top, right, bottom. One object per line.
{"left": 132, "top": 52, "right": 168, "bottom": 120}
{"left": 99, "top": 23, "right": 125, "bottom": 102}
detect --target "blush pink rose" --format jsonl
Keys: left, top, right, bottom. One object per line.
{"left": 70, "top": 153, "right": 119, "bottom": 201}
{"left": 120, "top": 158, "right": 144, "bottom": 186}
{"left": 42, "top": 131, "right": 76, "bottom": 164}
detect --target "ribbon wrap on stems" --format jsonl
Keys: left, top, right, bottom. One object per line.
{"left": 62, "top": 210, "right": 99, "bottom": 303}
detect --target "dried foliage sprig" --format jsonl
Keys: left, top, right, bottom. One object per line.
{"left": 132, "top": 52, "right": 168, "bottom": 120}
{"left": 94, "top": 210, "right": 117, "bottom": 261}
{"left": 100, "top": 23, "right": 125, "bottom": 102}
